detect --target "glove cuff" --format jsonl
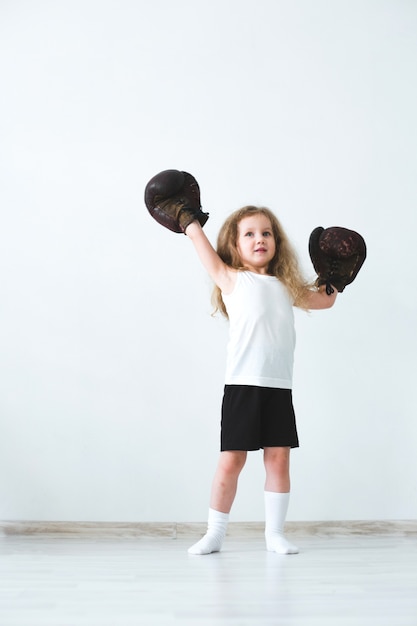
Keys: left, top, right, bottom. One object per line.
{"left": 179, "top": 208, "right": 209, "bottom": 234}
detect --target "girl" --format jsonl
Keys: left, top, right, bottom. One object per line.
{"left": 185, "top": 206, "right": 337, "bottom": 555}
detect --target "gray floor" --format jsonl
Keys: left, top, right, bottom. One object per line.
{"left": 1, "top": 532, "right": 416, "bottom": 625}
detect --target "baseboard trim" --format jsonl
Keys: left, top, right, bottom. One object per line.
{"left": 1, "top": 520, "right": 416, "bottom": 538}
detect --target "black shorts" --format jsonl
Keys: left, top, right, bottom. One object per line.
{"left": 220, "top": 385, "right": 299, "bottom": 451}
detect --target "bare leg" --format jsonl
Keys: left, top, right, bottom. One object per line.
{"left": 264, "top": 446, "right": 290, "bottom": 492}
{"left": 188, "top": 451, "right": 247, "bottom": 555}
{"left": 210, "top": 450, "right": 247, "bottom": 513}
{"left": 263, "top": 447, "right": 298, "bottom": 554}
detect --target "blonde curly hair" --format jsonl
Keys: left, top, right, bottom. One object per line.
{"left": 212, "top": 206, "right": 313, "bottom": 317}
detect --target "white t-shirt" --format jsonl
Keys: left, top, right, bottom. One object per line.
{"left": 222, "top": 271, "right": 295, "bottom": 389}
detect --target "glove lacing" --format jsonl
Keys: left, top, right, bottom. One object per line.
{"left": 325, "top": 258, "right": 342, "bottom": 295}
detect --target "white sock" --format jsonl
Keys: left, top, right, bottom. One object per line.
{"left": 188, "top": 508, "right": 229, "bottom": 555}
{"left": 264, "top": 491, "right": 298, "bottom": 555}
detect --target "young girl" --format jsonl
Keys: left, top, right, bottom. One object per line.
{"left": 185, "top": 206, "right": 337, "bottom": 555}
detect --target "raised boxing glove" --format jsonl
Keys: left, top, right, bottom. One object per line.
{"left": 309, "top": 226, "right": 367, "bottom": 294}
{"left": 144, "top": 169, "right": 209, "bottom": 234}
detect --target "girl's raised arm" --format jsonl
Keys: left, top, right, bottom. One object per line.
{"left": 303, "top": 285, "right": 338, "bottom": 310}
{"left": 185, "top": 221, "right": 235, "bottom": 294}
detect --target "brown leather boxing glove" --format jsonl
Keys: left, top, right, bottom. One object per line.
{"left": 144, "top": 169, "right": 209, "bottom": 234}
{"left": 309, "top": 226, "right": 367, "bottom": 294}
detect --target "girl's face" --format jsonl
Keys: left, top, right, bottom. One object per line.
{"left": 236, "top": 214, "right": 276, "bottom": 274}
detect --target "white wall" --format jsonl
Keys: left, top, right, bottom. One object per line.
{"left": 1, "top": 0, "right": 416, "bottom": 523}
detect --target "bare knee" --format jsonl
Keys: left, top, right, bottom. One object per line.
{"left": 264, "top": 447, "right": 290, "bottom": 471}
{"left": 218, "top": 451, "right": 247, "bottom": 477}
